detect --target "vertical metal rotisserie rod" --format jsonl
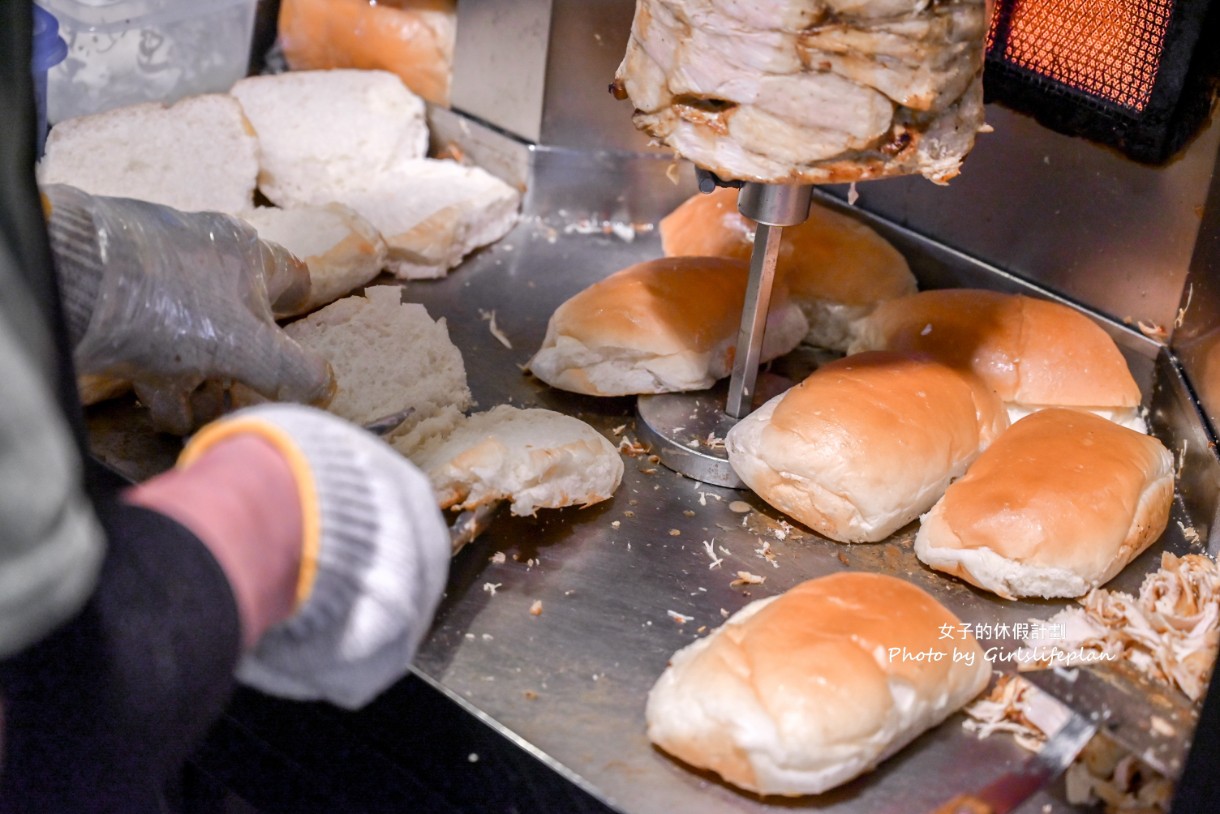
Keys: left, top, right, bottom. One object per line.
{"left": 725, "top": 182, "right": 814, "bottom": 419}
{"left": 725, "top": 221, "right": 784, "bottom": 418}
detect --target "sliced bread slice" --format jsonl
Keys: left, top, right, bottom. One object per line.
{"left": 240, "top": 204, "right": 388, "bottom": 315}
{"left": 325, "top": 158, "right": 520, "bottom": 279}
{"left": 406, "top": 405, "right": 624, "bottom": 517}
{"left": 283, "top": 285, "right": 470, "bottom": 448}
{"left": 37, "top": 94, "right": 258, "bottom": 213}
{"left": 229, "top": 69, "right": 429, "bottom": 208}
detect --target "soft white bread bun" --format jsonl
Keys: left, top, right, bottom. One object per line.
{"left": 529, "top": 256, "right": 808, "bottom": 396}
{"left": 279, "top": 0, "right": 456, "bottom": 106}
{"left": 284, "top": 285, "right": 470, "bottom": 450}
{"left": 405, "top": 405, "right": 624, "bottom": 517}
{"left": 320, "top": 158, "right": 521, "bottom": 279}
{"left": 915, "top": 408, "right": 1174, "bottom": 600}
{"left": 229, "top": 69, "right": 429, "bottom": 208}
{"left": 38, "top": 94, "right": 258, "bottom": 213}
{"left": 240, "top": 204, "right": 388, "bottom": 315}
{"left": 660, "top": 187, "right": 916, "bottom": 350}
{"left": 726, "top": 352, "right": 1008, "bottom": 542}
{"left": 646, "top": 572, "right": 990, "bottom": 796}
{"left": 848, "top": 289, "right": 1145, "bottom": 431}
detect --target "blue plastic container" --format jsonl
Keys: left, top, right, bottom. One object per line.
{"left": 31, "top": 5, "right": 68, "bottom": 157}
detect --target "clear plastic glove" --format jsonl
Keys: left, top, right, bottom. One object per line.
{"left": 42, "top": 184, "right": 335, "bottom": 434}
{"left": 180, "top": 403, "right": 451, "bottom": 709}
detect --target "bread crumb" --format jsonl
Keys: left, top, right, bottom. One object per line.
{"left": 669, "top": 528, "right": 681, "bottom": 537}
{"left": 529, "top": 600, "right": 543, "bottom": 616}
{"left": 483, "top": 582, "right": 502, "bottom": 596}
{"left": 731, "top": 571, "right": 765, "bottom": 587}
{"left": 720, "top": 608, "right": 730, "bottom": 619}
{"left": 728, "top": 501, "right": 751, "bottom": 513}
{"left": 1178, "top": 520, "right": 1202, "bottom": 547}
{"left": 624, "top": 511, "right": 635, "bottom": 518}
{"left": 667, "top": 610, "right": 692, "bottom": 625}
{"left": 611, "top": 424, "right": 627, "bottom": 436}
{"left": 611, "top": 520, "right": 621, "bottom": 529}
{"left": 490, "top": 551, "right": 507, "bottom": 564}
{"left": 524, "top": 690, "right": 538, "bottom": 700}
{"left": 666, "top": 162, "right": 681, "bottom": 185}
{"left": 847, "top": 182, "right": 859, "bottom": 206}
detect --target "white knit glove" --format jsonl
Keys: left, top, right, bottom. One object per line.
{"left": 180, "top": 403, "right": 450, "bottom": 709}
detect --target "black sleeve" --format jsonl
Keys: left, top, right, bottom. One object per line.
{"left": 0, "top": 4, "right": 244, "bottom": 811}
{"left": 0, "top": 491, "right": 243, "bottom": 814}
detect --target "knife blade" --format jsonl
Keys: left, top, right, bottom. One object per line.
{"left": 930, "top": 707, "right": 1098, "bottom": 814}
{"left": 1020, "top": 662, "right": 1196, "bottom": 780}
{"left": 363, "top": 407, "right": 502, "bottom": 553}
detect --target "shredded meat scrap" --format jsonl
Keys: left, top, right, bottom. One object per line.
{"left": 1024, "top": 553, "right": 1220, "bottom": 701}
{"left": 964, "top": 676, "right": 1174, "bottom": 813}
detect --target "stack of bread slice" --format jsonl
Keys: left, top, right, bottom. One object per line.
{"left": 38, "top": 69, "right": 521, "bottom": 302}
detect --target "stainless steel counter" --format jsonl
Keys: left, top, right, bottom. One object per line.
{"left": 86, "top": 134, "right": 1212, "bottom": 814}
{"left": 394, "top": 159, "right": 1204, "bottom": 812}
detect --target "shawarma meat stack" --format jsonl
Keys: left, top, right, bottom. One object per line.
{"left": 613, "top": 0, "right": 990, "bottom": 185}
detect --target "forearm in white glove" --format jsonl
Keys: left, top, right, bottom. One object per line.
{"left": 179, "top": 404, "right": 451, "bottom": 710}
{"left": 42, "top": 184, "right": 334, "bottom": 434}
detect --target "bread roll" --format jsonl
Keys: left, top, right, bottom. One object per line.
{"left": 725, "top": 352, "right": 1008, "bottom": 542}
{"left": 406, "top": 405, "right": 624, "bottom": 517}
{"left": 849, "top": 289, "right": 1145, "bottom": 431}
{"left": 229, "top": 69, "right": 429, "bottom": 208}
{"left": 660, "top": 187, "right": 916, "bottom": 350}
{"left": 240, "top": 204, "right": 388, "bottom": 314}
{"left": 646, "top": 572, "right": 990, "bottom": 796}
{"left": 284, "top": 285, "right": 470, "bottom": 450}
{"left": 38, "top": 94, "right": 258, "bottom": 214}
{"left": 915, "top": 408, "right": 1174, "bottom": 600}
{"left": 279, "top": 0, "right": 456, "bottom": 106}
{"left": 320, "top": 158, "right": 521, "bottom": 280}
{"left": 528, "top": 256, "right": 809, "bottom": 396}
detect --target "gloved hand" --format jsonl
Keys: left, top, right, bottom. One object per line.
{"left": 42, "top": 184, "right": 335, "bottom": 434}
{"left": 180, "top": 403, "right": 451, "bottom": 709}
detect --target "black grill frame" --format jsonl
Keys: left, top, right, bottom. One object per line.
{"left": 983, "top": 0, "right": 1219, "bottom": 163}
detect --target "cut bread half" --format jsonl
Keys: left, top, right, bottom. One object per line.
{"left": 229, "top": 69, "right": 430, "bottom": 208}
{"left": 320, "top": 159, "right": 521, "bottom": 279}
{"left": 38, "top": 94, "right": 258, "bottom": 213}
{"left": 405, "top": 405, "right": 624, "bottom": 517}
{"left": 240, "top": 204, "right": 388, "bottom": 315}
{"left": 283, "top": 285, "right": 470, "bottom": 449}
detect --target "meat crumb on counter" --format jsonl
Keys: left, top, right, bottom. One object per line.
{"left": 667, "top": 610, "right": 692, "bottom": 625}
{"left": 730, "top": 571, "right": 765, "bottom": 588}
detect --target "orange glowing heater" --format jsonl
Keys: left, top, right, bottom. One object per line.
{"left": 983, "top": 0, "right": 1217, "bottom": 162}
